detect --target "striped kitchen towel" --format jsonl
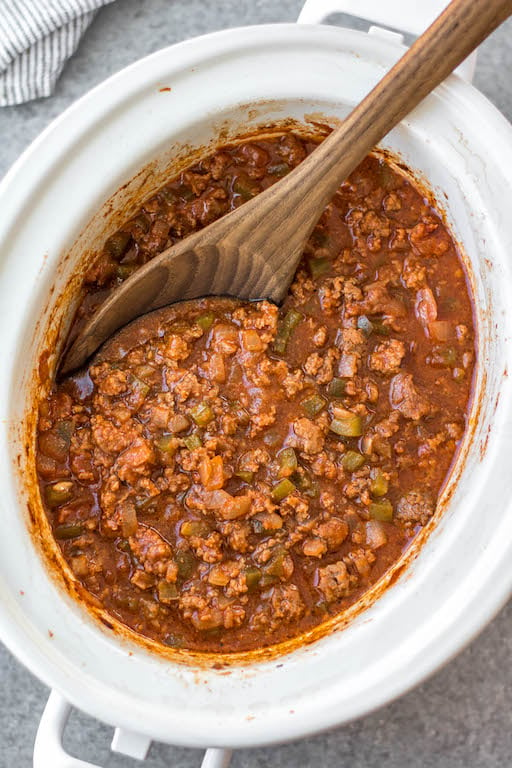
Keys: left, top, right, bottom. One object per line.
{"left": 0, "top": 0, "right": 116, "bottom": 106}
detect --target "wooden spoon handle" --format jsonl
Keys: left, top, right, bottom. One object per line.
{"left": 277, "top": 0, "right": 512, "bottom": 215}
{"left": 216, "top": 0, "right": 512, "bottom": 305}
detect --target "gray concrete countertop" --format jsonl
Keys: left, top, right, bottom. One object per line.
{"left": 1, "top": 2, "right": 511, "bottom": 766}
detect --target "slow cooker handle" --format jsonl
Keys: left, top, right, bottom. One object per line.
{"left": 34, "top": 690, "right": 233, "bottom": 768}
{"left": 297, "top": 0, "right": 477, "bottom": 81}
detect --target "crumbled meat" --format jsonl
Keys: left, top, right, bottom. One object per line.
{"left": 383, "top": 192, "right": 401, "bottom": 212}
{"left": 337, "top": 327, "right": 364, "bottom": 378}
{"left": 278, "top": 133, "right": 307, "bottom": 165}
{"left": 116, "top": 437, "right": 155, "bottom": 482}
{"left": 291, "top": 418, "right": 325, "bottom": 454}
{"left": 402, "top": 256, "right": 426, "bottom": 289}
{"left": 389, "top": 373, "right": 431, "bottom": 420}
{"left": 180, "top": 583, "right": 246, "bottom": 631}
{"left": 303, "top": 538, "right": 327, "bottom": 557}
{"left": 282, "top": 369, "right": 305, "bottom": 398}
{"left": 316, "top": 561, "right": 351, "bottom": 602}
{"left": 369, "top": 339, "right": 406, "bottom": 374}
{"left": 346, "top": 548, "right": 375, "bottom": 578}
{"left": 359, "top": 210, "right": 391, "bottom": 237}
{"left": 313, "top": 325, "right": 328, "bottom": 347}
{"left": 361, "top": 281, "right": 407, "bottom": 319}
{"left": 250, "top": 584, "right": 305, "bottom": 631}
{"left": 129, "top": 526, "right": 173, "bottom": 577}
{"left": 396, "top": 491, "right": 435, "bottom": 525}
{"left": 315, "top": 518, "right": 349, "bottom": 550}
{"left": 410, "top": 216, "right": 451, "bottom": 257}
{"left": 91, "top": 415, "right": 138, "bottom": 454}
{"left": 90, "top": 364, "right": 128, "bottom": 396}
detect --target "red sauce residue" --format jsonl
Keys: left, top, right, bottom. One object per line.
{"left": 48, "top": 630, "right": 54, "bottom": 638}
{"left": 159, "top": 87, "right": 172, "bottom": 92}
{"left": 27, "top": 501, "right": 36, "bottom": 526}
{"left": 38, "top": 350, "right": 50, "bottom": 382}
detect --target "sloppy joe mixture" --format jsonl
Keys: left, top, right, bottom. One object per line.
{"left": 36, "top": 133, "right": 475, "bottom": 653}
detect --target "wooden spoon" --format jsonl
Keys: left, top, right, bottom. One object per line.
{"left": 60, "top": 0, "right": 512, "bottom": 375}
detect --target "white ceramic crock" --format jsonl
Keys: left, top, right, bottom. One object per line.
{"left": 1, "top": 2, "right": 512, "bottom": 766}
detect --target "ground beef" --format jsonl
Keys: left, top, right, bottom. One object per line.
{"left": 396, "top": 491, "right": 435, "bottom": 526}
{"left": 369, "top": 339, "right": 406, "bottom": 374}
{"left": 389, "top": 373, "right": 431, "bottom": 420}
{"left": 316, "top": 562, "right": 351, "bottom": 602}
{"left": 36, "top": 134, "right": 475, "bottom": 653}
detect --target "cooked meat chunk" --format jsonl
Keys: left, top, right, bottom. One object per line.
{"left": 396, "top": 491, "right": 435, "bottom": 526}
{"left": 116, "top": 437, "right": 155, "bottom": 482}
{"left": 389, "top": 373, "right": 431, "bottom": 420}
{"left": 250, "top": 584, "right": 305, "bottom": 631}
{"left": 91, "top": 415, "right": 136, "bottom": 454}
{"left": 316, "top": 562, "right": 351, "bottom": 602}
{"left": 360, "top": 281, "right": 407, "bottom": 320}
{"left": 291, "top": 418, "right": 325, "bottom": 454}
{"left": 369, "top": 339, "right": 406, "bottom": 374}
{"left": 129, "top": 526, "right": 173, "bottom": 577}
{"left": 180, "top": 584, "right": 246, "bottom": 631}
{"left": 315, "top": 518, "right": 349, "bottom": 551}
{"left": 37, "top": 136, "right": 473, "bottom": 654}
{"left": 410, "top": 216, "right": 451, "bottom": 257}
{"left": 402, "top": 256, "right": 426, "bottom": 289}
